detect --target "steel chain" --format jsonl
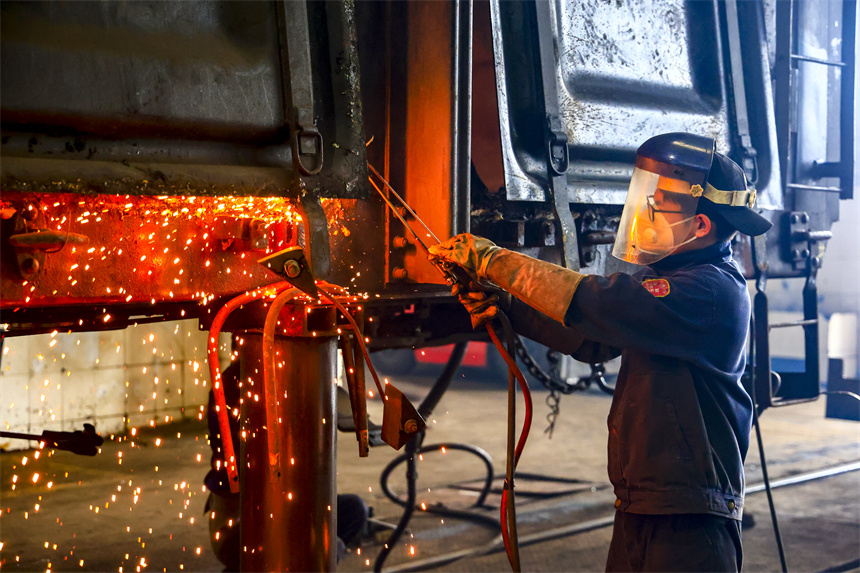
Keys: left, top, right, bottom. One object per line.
{"left": 513, "top": 336, "right": 588, "bottom": 395}
{"left": 513, "top": 335, "right": 590, "bottom": 436}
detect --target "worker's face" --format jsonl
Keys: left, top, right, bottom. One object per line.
{"left": 613, "top": 169, "right": 700, "bottom": 265}
{"left": 648, "top": 188, "right": 694, "bottom": 244}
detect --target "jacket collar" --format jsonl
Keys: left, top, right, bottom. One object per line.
{"left": 651, "top": 240, "right": 732, "bottom": 271}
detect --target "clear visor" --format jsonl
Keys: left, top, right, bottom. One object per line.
{"left": 611, "top": 167, "right": 701, "bottom": 265}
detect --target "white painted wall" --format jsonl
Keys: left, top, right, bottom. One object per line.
{"left": 1, "top": 320, "right": 229, "bottom": 450}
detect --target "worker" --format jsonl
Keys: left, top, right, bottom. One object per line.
{"left": 429, "top": 133, "right": 771, "bottom": 572}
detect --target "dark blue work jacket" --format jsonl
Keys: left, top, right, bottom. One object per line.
{"left": 564, "top": 241, "right": 752, "bottom": 520}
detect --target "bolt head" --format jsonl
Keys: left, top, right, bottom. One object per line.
{"left": 21, "top": 257, "right": 40, "bottom": 274}
{"left": 23, "top": 205, "right": 38, "bottom": 221}
{"left": 284, "top": 260, "right": 302, "bottom": 278}
{"left": 403, "top": 419, "right": 418, "bottom": 434}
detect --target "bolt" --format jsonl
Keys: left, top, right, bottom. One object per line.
{"left": 801, "top": 249, "right": 810, "bottom": 258}
{"left": 791, "top": 249, "right": 800, "bottom": 259}
{"left": 583, "top": 250, "right": 595, "bottom": 264}
{"left": 790, "top": 214, "right": 798, "bottom": 224}
{"left": 21, "top": 257, "right": 40, "bottom": 274}
{"left": 392, "top": 236, "right": 409, "bottom": 249}
{"left": 23, "top": 204, "right": 38, "bottom": 221}
{"left": 284, "top": 259, "right": 302, "bottom": 278}
{"left": 392, "top": 267, "right": 408, "bottom": 280}
{"left": 403, "top": 419, "right": 418, "bottom": 434}
{"left": 800, "top": 213, "right": 809, "bottom": 224}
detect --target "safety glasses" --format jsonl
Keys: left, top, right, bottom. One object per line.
{"left": 646, "top": 194, "right": 686, "bottom": 222}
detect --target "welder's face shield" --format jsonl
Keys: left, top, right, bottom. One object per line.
{"left": 612, "top": 166, "right": 701, "bottom": 265}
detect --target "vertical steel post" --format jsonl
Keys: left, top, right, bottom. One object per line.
{"left": 238, "top": 332, "right": 337, "bottom": 572}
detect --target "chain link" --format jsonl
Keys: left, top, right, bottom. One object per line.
{"left": 513, "top": 335, "right": 589, "bottom": 436}
{"left": 512, "top": 335, "right": 616, "bottom": 435}
{"left": 544, "top": 390, "right": 561, "bottom": 438}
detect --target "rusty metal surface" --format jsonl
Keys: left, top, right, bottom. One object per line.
{"left": 0, "top": 192, "right": 297, "bottom": 330}
{"left": 0, "top": 188, "right": 388, "bottom": 335}
{"left": 0, "top": 0, "right": 369, "bottom": 200}
{"left": 0, "top": 0, "right": 386, "bottom": 334}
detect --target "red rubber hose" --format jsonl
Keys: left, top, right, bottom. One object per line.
{"left": 207, "top": 282, "right": 292, "bottom": 493}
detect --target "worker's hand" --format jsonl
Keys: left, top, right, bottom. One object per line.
{"left": 452, "top": 282, "right": 499, "bottom": 329}
{"left": 428, "top": 234, "right": 502, "bottom": 280}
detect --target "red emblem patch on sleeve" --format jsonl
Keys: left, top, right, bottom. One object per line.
{"left": 642, "top": 278, "right": 671, "bottom": 297}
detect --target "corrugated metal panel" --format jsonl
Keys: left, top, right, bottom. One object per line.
{"left": 490, "top": 0, "right": 782, "bottom": 208}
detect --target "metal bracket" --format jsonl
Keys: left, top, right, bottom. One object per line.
{"left": 298, "top": 193, "right": 331, "bottom": 280}
{"left": 784, "top": 211, "right": 811, "bottom": 268}
{"left": 783, "top": 211, "right": 833, "bottom": 270}
{"left": 5, "top": 203, "right": 89, "bottom": 281}
{"left": 258, "top": 247, "right": 319, "bottom": 299}
{"left": 380, "top": 383, "right": 424, "bottom": 450}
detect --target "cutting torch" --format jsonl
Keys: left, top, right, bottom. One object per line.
{"left": 367, "top": 164, "right": 533, "bottom": 572}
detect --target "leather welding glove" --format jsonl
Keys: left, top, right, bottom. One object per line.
{"left": 452, "top": 282, "right": 500, "bottom": 329}
{"left": 428, "top": 233, "right": 502, "bottom": 283}
{"left": 431, "top": 234, "right": 584, "bottom": 325}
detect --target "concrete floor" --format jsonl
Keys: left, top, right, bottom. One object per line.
{"left": 2, "top": 363, "right": 859, "bottom": 572}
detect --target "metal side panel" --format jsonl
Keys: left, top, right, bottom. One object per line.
{"left": 491, "top": 0, "right": 782, "bottom": 209}
{"left": 0, "top": 0, "right": 368, "bottom": 199}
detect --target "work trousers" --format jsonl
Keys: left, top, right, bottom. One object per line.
{"left": 605, "top": 511, "right": 742, "bottom": 572}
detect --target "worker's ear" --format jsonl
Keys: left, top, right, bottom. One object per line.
{"left": 692, "top": 214, "right": 713, "bottom": 238}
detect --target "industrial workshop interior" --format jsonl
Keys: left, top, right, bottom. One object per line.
{"left": 1, "top": 0, "right": 858, "bottom": 572}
